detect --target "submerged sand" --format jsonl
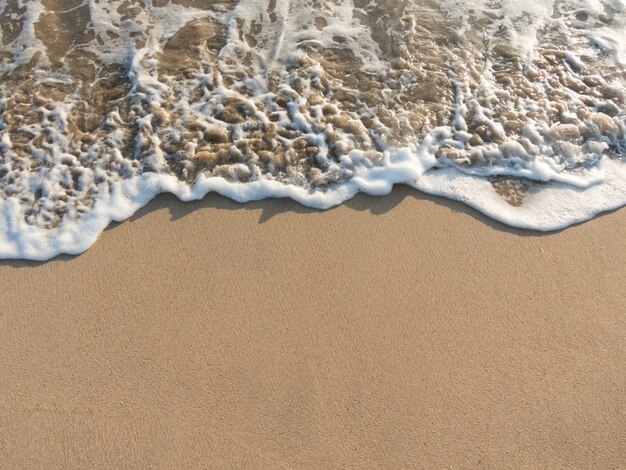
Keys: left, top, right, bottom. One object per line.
{"left": 0, "top": 189, "right": 625, "bottom": 468}
{"left": 3, "top": 0, "right": 626, "bottom": 255}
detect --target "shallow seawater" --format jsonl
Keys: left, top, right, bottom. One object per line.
{"left": 1, "top": 0, "right": 626, "bottom": 259}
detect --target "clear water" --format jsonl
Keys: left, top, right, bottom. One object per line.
{"left": 1, "top": 0, "right": 626, "bottom": 259}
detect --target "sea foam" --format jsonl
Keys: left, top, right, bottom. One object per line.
{"left": 1, "top": 0, "right": 625, "bottom": 259}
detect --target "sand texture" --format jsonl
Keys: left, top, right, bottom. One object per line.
{"left": 1, "top": 188, "right": 625, "bottom": 468}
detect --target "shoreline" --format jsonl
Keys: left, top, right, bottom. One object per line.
{"left": 1, "top": 186, "right": 625, "bottom": 468}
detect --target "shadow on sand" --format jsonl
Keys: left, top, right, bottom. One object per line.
{"left": 120, "top": 184, "right": 532, "bottom": 231}
{"left": 2, "top": 183, "right": 606, "bottom": 268}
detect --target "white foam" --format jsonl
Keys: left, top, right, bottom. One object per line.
{"left": 1, "top": 0, "right": 626, "bottom": 260}
{"left": 415, "top": 158, "right": 626, "bottom": 231}
{"left": 2, "top": 144, "right": 625, "bottom": 260}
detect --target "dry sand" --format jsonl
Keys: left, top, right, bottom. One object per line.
{"left": 1, "top": 187, "right": 625, "bottom": 468}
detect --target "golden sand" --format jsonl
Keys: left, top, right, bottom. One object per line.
{"left": 1, "top": 188, "right": 625, "bottom": 468}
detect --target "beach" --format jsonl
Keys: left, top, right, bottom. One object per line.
{"left": 2, "top": 0, "right": 626, "bottom": 467}
{"left": 1, "top": 188, "right": 625, "bottom": 468}
{"left": 3, "top": 0, "right": 626, "bottom": 260}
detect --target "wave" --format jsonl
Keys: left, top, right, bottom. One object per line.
{"left": 1, "top": 0, "right": 625, "bottom": 259}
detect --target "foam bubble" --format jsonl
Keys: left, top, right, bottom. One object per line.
{"left": 1, "top": 0, "right": 626, "bottom": 259}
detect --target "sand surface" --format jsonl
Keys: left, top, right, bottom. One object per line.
{"left": 1, "top": 188, "right": 625, "bottom": 468}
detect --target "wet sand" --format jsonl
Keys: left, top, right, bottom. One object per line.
{"left": 4, "top": 1, "right": 626, "bottom": 245}
{"left": 1, "top": 188, "right": 625, "bottom": 468}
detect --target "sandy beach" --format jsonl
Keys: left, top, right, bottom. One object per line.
{"left": 2, "top": 0, "right": 626, "bottom": 467}
{"left": 0, "top": 187, "right": 625, "bottom": 468}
